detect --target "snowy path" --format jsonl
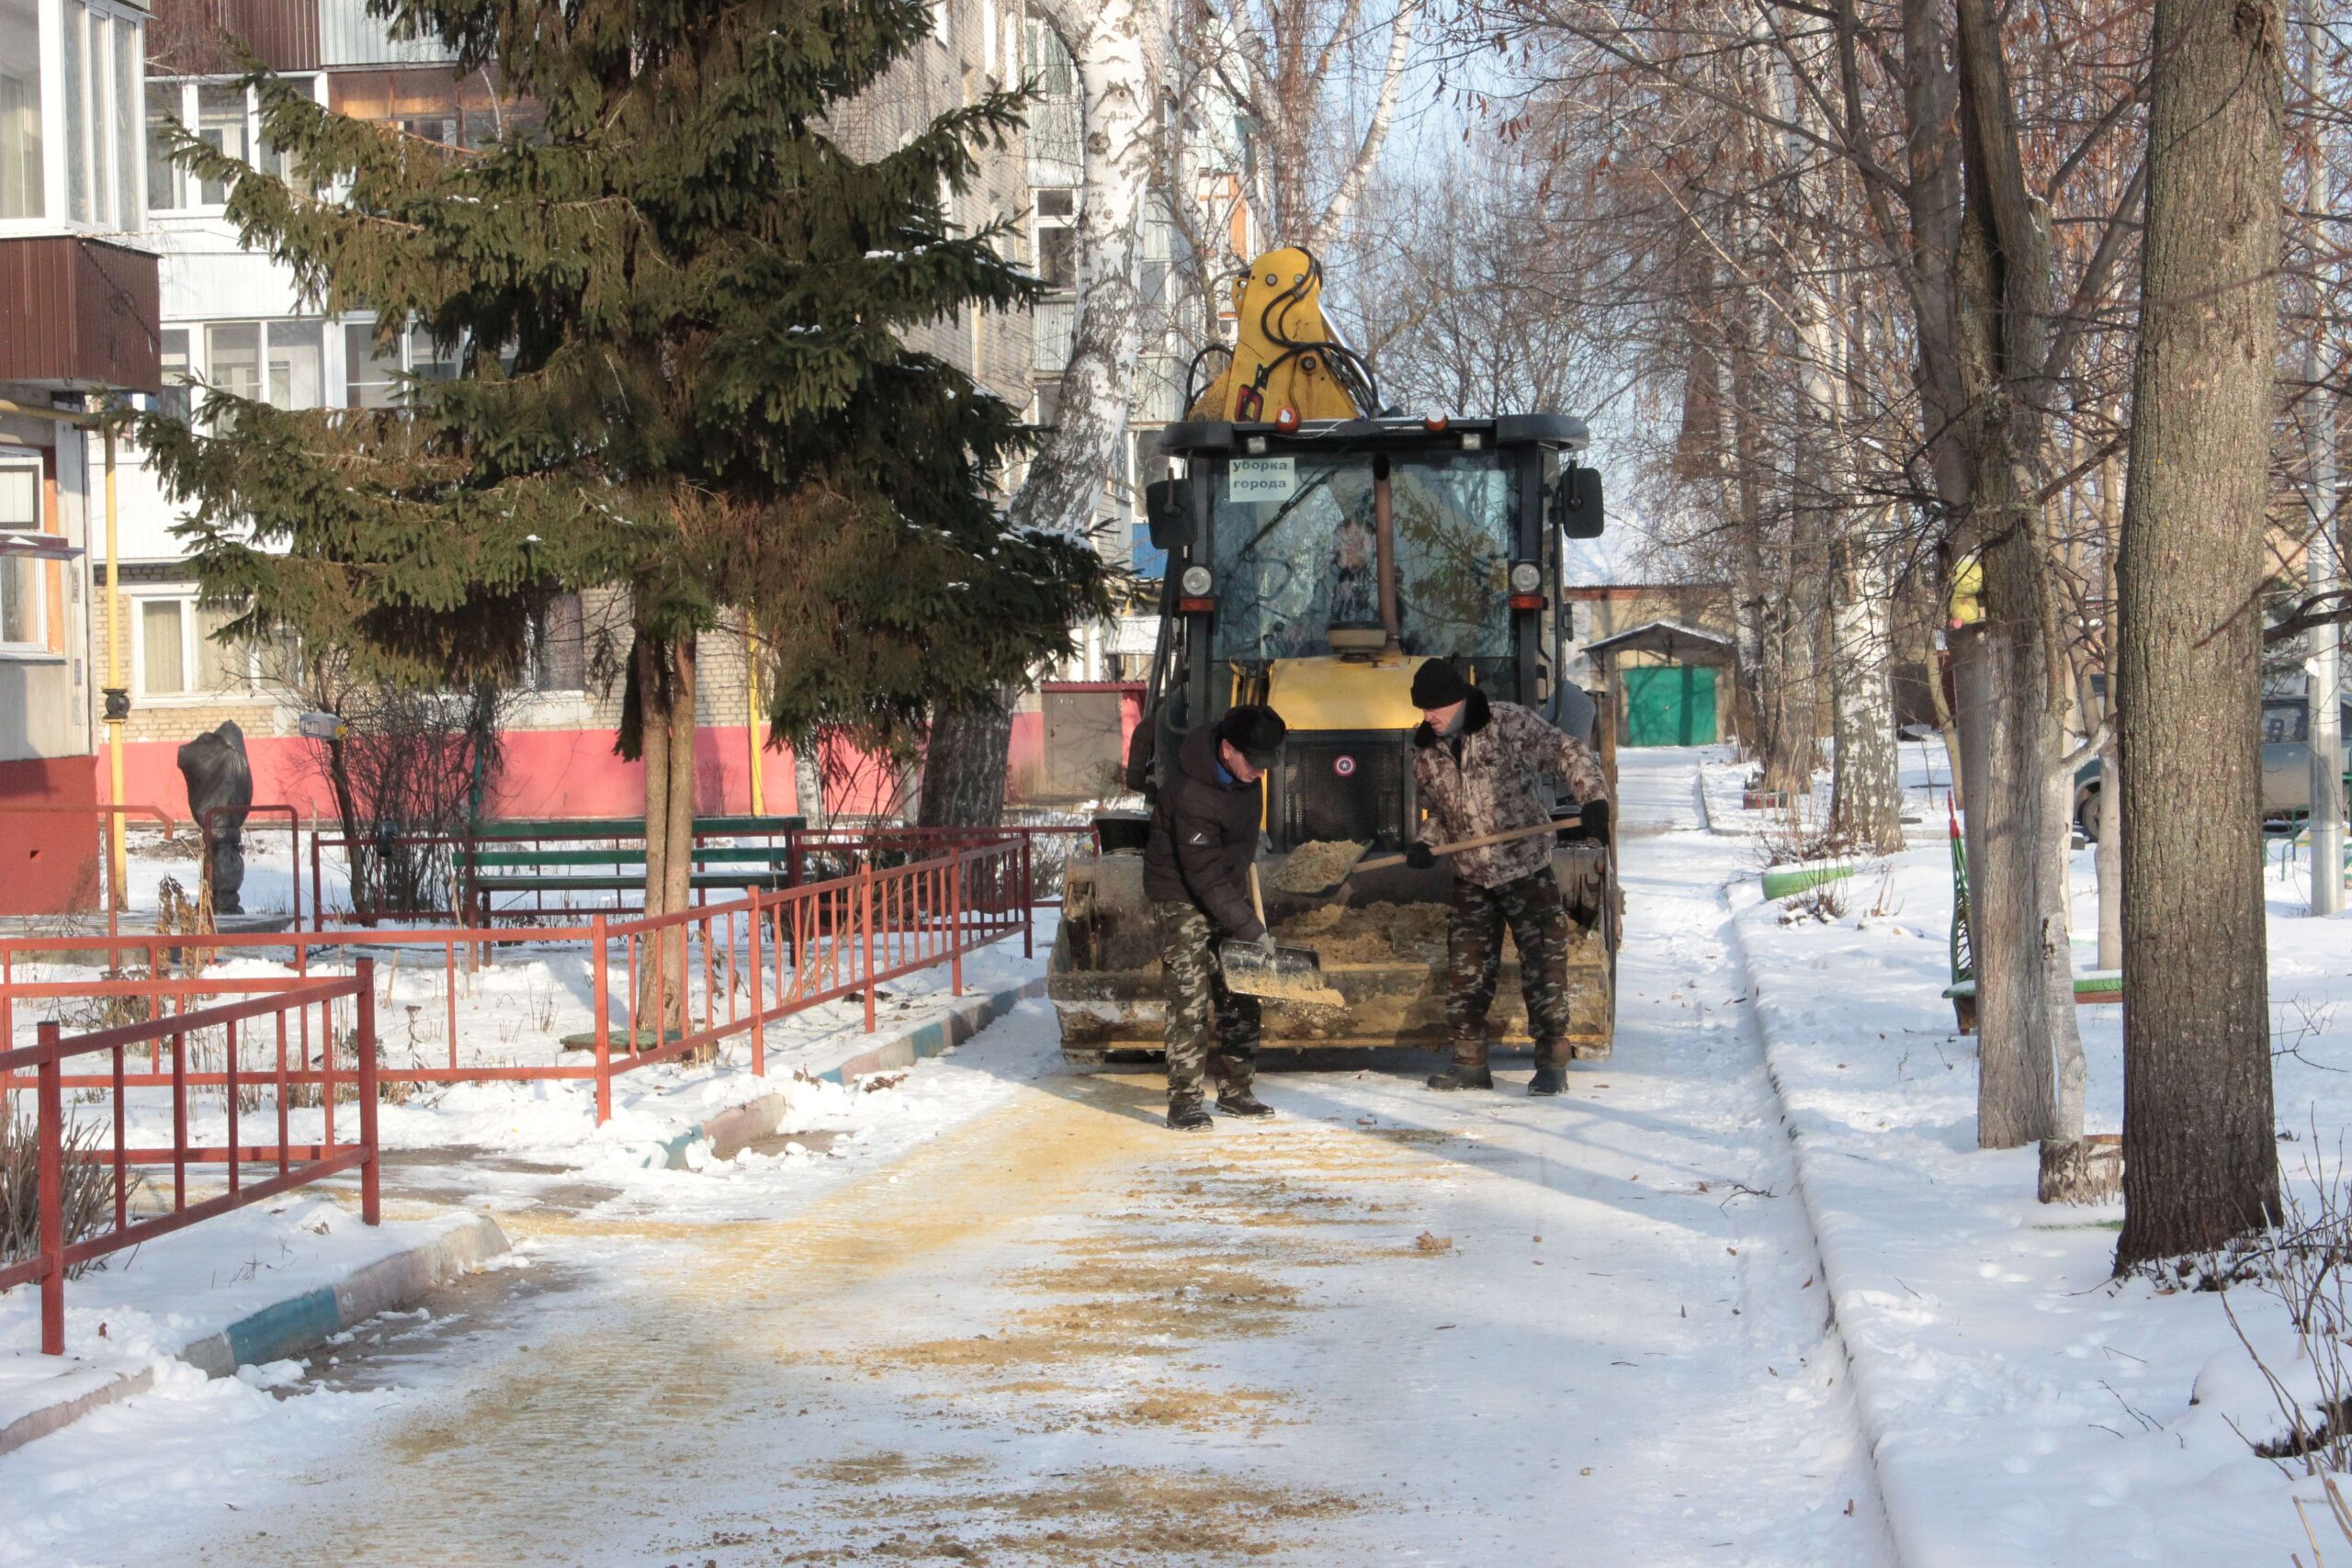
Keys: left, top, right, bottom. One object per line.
{"left": 19, "top": 755, "right": 1893, "bottom": 1568}
{"left": 1616, "top": 745, "right": 1717, "bottom": 832}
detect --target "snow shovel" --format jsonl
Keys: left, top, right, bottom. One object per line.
{"left": 1218, "top": 863, "right": 1329, "bottom": 1001}
{"left": 1277, "top": 817, "right": 1584, "bottom": 897}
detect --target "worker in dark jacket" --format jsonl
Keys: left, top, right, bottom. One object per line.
{"left": 1141, "top": 704, "right": 1288, "bottom": 1130}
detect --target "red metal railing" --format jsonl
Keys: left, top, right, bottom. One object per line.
{"left": 3, "top": 836, "right": 1038, "bottom": 1125}
{"left": 301, "top": 821, "right": 1096, "bottom": 928}
{"left": 0, "top": 965, "right": 379, "bottom": 1356}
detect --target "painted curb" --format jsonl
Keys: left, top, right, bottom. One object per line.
{"left": 676, "top": 977, "right": 1047, "bottom": 1167}
{"left": 1, "top": 1213, "right": 511, "bottom": 1457}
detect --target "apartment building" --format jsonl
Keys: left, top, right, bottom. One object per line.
{"left": 112, "top": 0, "right": 1034, "bottom": 820}
{"left": 0, "top": 0, "right": 161, "bottom": 910}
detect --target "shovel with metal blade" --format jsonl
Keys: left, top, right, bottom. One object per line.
{"left": 1277, "top": 817, "right": 1583, "bottom": 897}
{"left": 1218, "top": 863, "right": 1330, "bottom": 1001}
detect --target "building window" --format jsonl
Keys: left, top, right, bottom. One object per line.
{"left": 164, "top": 320, "right": 330, "bottom": 427}
{"left": 0, "top": 460, "right": 44, "bottom": 649}
{"left": 59, "top": 0, "right": 143, "bottom": 229}
{"left": 134, "top": 593, "right": 254, "bottom": 698}
{"left": 158, "top": 328, "right": 193, "bottom": 423}
{"left": 328, "top": 68, "right": 534, "bottom": 152}
{"left": 528, "top": 592, "right": 585, "bottom": 691}
{"left": 0, "top": 0, "right": 40, "bottom": 219}
{"left": 147, "top": 75, "right": 319, "bottom": 213}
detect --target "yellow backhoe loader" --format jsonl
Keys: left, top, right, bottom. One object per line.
{"left": 1047, "top": 247, "right": 1621, "bottom": 1066}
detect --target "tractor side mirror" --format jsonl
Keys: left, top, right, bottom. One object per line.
{"left": 1553, "top": 465, "right": 1605, "bottom": 540}
{"left": 1146, "top": 478, "right": 1197, "bottom": 552}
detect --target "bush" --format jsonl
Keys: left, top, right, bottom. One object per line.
{"left": 0, "top": 1106, "right": 130, "bottom": 1280}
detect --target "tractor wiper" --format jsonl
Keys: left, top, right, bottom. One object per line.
{"left": 1238, "top": 468, "right": 1340, "bottom": 558}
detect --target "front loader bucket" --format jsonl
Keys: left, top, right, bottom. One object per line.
{"left": 1046, "top": 844, "right": 1617, "bottom": 1067}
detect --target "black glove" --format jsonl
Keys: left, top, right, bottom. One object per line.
{"left": 1574, "top": 799, "right": 1611, "bottom": 841}
{"left": 1404, "top": 840, "right": 1438, "bottom": 870}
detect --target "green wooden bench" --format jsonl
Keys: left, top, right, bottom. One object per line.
{"left": 461, "top": 816, "right": 806, "bottom": 920}
{"left": 1940, "top": 817, "right": 2120, "bottom": 1032}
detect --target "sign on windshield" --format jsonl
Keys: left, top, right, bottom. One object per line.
{"left": 1227, "top": 457, "right": 1297, "bottom": 502}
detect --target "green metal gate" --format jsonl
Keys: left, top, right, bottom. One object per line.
{"left": 1622, "top": 664, "right": 1718, "bottom": 747}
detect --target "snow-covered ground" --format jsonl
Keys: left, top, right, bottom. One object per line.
{"left": 1686, "top": 738, "right": 2352, "bottom": 1566}
{"left": 0, "top": 1200, "right": 492, "bottom": 1460}
{"left": 1, "top": 769, "right": 1897, "bottom": 1568}
{"left": 11, "top": 745, "right": 2339, "bottom": 1566}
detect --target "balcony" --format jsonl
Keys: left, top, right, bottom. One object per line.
{"left": 0, "top": 236, "right": 161, "bottom": 391}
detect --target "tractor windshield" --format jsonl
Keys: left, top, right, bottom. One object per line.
{"left": 1207, "top": 450, "right": 1518, "bottom": 663}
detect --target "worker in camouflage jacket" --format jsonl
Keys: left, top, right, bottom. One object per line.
{"left": 1141, "top": 705, "right": 1289, "bottom": 1130}
{"left": 1405, "top": 660, "right": 1610, "bottom": 1097}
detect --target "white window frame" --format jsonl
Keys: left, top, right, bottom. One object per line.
{"left": 145, "top": 73, "right": 322, "bottom": 218}
{"left": 24, "top": 0, "right": 145, "bottom": 236}
{"left": 127, "top": 587, "right": 266, "bottom": 703}
{"left": 155, "top": 316, "right": 334, "bottom": 424}
{"left": 0, "top": 450, "right": 51, "bottom": 656}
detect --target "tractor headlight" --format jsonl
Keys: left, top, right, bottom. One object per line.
{"left": 1181, "top": 564, "right": 1216, "bottom": 597}
{"left": 1510, "top": 561, "right": 1543, "bottom": 595}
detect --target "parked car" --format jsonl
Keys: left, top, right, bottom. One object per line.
{"left": 2073, "top": 697, "right": 2352, "bottom": 840}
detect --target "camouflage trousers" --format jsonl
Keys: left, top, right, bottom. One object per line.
{"left": 1153, "top": 902, "right": 1261, "bottom": 1102}
{"left": 1445, "top": 868, "right": 1572, "bottom": 1070}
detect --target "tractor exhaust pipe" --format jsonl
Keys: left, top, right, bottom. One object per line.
{"left": 1374, "top": 453, "right": 1401, "bottom": 659}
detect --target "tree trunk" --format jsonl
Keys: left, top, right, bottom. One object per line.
{"left": 921, "top": 0, "right": 1162, "bottom": 825}
{"left": 1830, "top": 530, "right": 1905, "bottom": 852}
{"left": 2097, "top": 722, "right": 2122, "bottom": 970}
{"left": 1969, "top": 516, "right": 2073, "bottom": 1149}
{"left": 920, "top": 697, "right": 1015, "bottom": 828}
{"left": 2114, "top": 0, "right": 2283, "bottom": 1269}
{"left": 794, "top": 741, "right": 826, "bottom": 829}
{"left": 634, "top": 630, "right": 696, "bottom": 1040}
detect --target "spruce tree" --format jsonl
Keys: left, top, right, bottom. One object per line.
{"left": 141, "top": 0, "right": 1110, "bottom": 1014}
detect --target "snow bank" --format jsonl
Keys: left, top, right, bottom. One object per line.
{"left": 1725, "top": 829, "right": 2351, "bottom": 1565}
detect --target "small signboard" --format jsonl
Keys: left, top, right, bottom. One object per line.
{"left": 1227, "top": 457, "right": 1297, "bottom": 503}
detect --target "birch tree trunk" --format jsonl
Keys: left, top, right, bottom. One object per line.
{"left": 793, "top": 744, "right": 826, "bottom": 829}
{"left": 2115, "top": 0, "right": 2284, "bottom": 1269}
{"left": 918, "top": 0, "right": 1164, "bottom": 826}
{"left": 1830, "top": 530, "right": 1905, "bottom": 851}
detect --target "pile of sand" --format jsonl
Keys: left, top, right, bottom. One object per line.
{"left": 1272, "top": 900, "right": 1448, "bottom": 964}
{"left": 1269, "top": 840, "right": 1366, "bottom": 893}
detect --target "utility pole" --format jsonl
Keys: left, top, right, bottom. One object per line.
{"left": 2307, "top": 0, "right": 2344, "bottom": 916}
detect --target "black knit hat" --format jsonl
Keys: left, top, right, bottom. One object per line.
{"left": 1410, "top": 660, "right": 1471, "bottom": 709}
{"left": 1216, "top": 704, "right": 1288, "bottom": 770}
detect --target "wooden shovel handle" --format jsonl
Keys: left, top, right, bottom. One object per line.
{"left": 1354, "top": 817, "right": 1580, "bottom": 875}
{"left": 1249, "top": 862, "right": 1269, "bottom": 934}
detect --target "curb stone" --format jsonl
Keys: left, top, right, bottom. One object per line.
{"left": 1716, "top": 887, "right": 1917, "bottom": 1568}
{"left": 0, "top": 1212, "right": 510, "bottom": 1458}
{"left": 673, "top": 977, "right": 1047, "bottom": 1167}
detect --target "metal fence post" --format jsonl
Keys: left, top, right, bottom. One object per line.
{"left": 36, "top": 1021, "right": 63, "bottom": 1355}
{"left": 948, "top": 851, "right": 964, "bottom": 997}
{"left": 592, "top": 914, "right": 612, "bottom": 1123}
{"left": 861, "top": 863, "right": 876, "bottom": 1034}
{"left": 749, "top": 895, "right": 767, "bottom": 1076}
{"left": 356, "top": 958, "right": 380, "bottom": 1225}
{"left": 1021, "top": 834, "right": 1034, "bottom": 959}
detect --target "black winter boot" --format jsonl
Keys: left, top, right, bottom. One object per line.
{"left": 1167, "top": 1097, "right": 1214, "bottom": 1131}
{"left": 1527, "top": 1065, "right": 1567, "bottom": 1097}
{"left": 1216, "top": 1089, "right": 1274, "bottom": 1118}
{"left": 1426, "top": 1065, "right": 1495, "bottom": 1091}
